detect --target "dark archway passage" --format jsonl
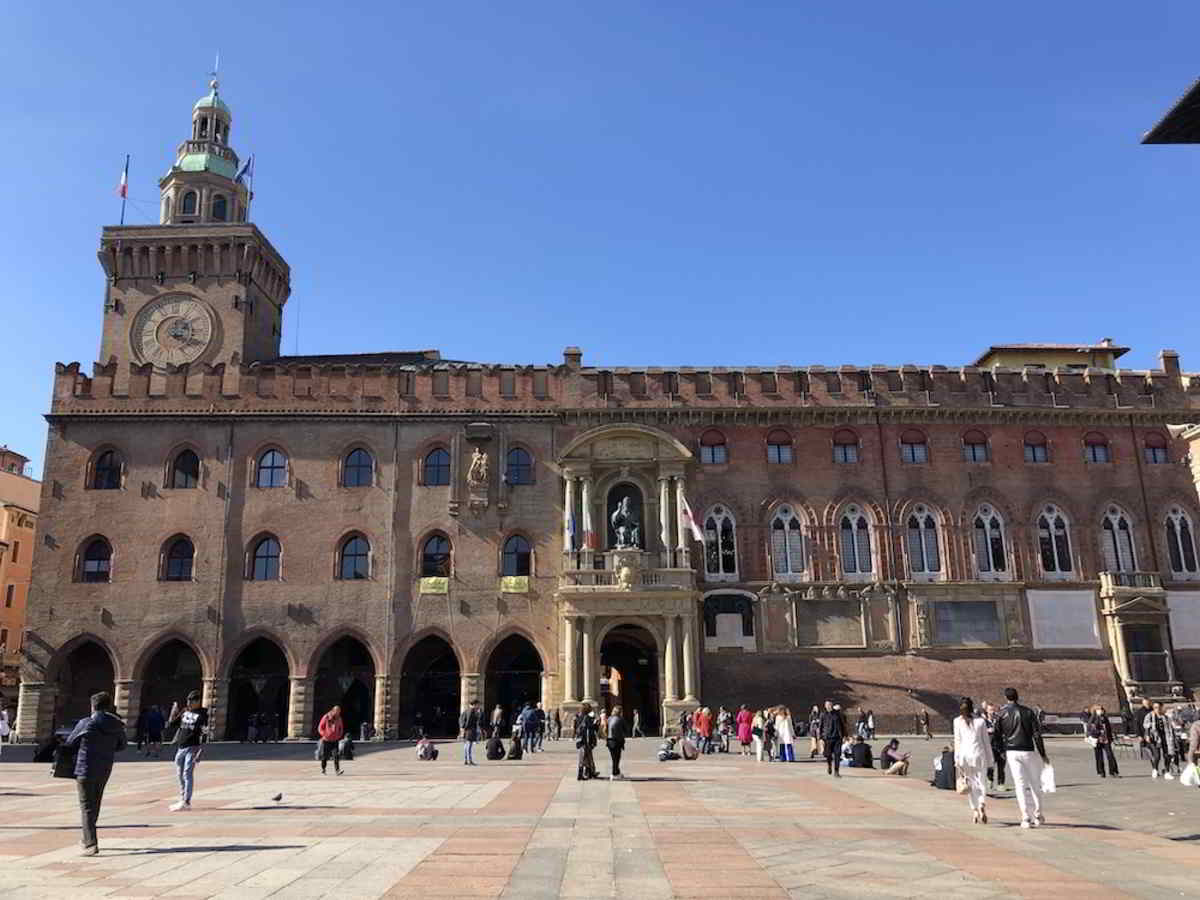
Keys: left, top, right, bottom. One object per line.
{"left": 484, "top": 634, "right": 543, "bottom": 731}
{"left": 312, "top": 636, "right": 376, "bottom": 738}
{"left": 140, "top": 640, "right": 204, "bottom": 720}
{"left": 601, "top": 624, "right": 660, "bottom": 735}
{"left": 398, "top": 635, "right": 460, "bottom": 737}
{"left": 55, "top": 642, "right": 115, "bottom": 731}
{"left": 226, "top": 637, "right": 290, "bottom": 740}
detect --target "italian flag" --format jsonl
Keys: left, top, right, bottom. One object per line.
{"left": 680, "top": 494, "right": 705, "bottom": 542}
{"left": 116, "top": 158, "right": 128, "bottom": 198}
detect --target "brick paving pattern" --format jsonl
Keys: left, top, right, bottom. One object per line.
{"left": 1, "top": 737, "right": 1198, "bottom": 898}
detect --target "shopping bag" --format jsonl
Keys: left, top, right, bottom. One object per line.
{"left": 51, "top": 743, "right": 79, "bottom": 779}
{"left": 1040, "top": 763, "right": 1057, "bottom": 793}
{"left": 1084, "top": 736, "right": 1098, "bottom": 749}
{"left": 1181, "top": 763, "right": 1200, "bottom": 788}
{"left": 955, "top": 774, "right": 967, "bottom": 794}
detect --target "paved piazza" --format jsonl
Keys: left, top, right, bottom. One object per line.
{"left": 2, "top": 737, "right": 1198, "bottom": 899}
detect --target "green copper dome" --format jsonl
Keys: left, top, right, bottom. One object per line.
{"left": 193, "top": 90, "right": 230, "bottom": 114}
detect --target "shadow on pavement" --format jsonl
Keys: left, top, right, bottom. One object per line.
{"left": 114, "top": 844, "right": 305, "bottom": 855}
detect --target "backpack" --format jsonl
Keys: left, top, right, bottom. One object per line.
{"left": 680, "top": 738, "right": 699, "bottom": 760}
{"left": 507, "top": 735, "right": 524, "bottom": 760}
{"left": 486, "top": 737, "right": 506, "bottom": 760}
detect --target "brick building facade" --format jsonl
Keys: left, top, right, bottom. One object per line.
{"left": 17, "top": 82, "right": 1200, "bottom": 740}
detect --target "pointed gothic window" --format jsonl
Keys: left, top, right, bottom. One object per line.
{"left": 91, "top": 449, "right": 122, "bottom": 490}
{"left": 342, "top": 448, "right": 373, "bottom": 487}
{"left": 423, "top": 448, "right": 451, "bottom": 485}
{"left": 1100, "top": 506, "right": 1137, "bottom": 573}
{"left": 169, "top": 449, "right": 200, "bottom": 489}
{"left": 164, "top": 537, "right": 195, "bottom": 581}
{"left": 255, "top": 449, "right": 287, "bottom": 488}
{"left": 80, "top": 538, "right": 113, "bottom": 583}
{"left": 1166, "top": 507, "right": 1199, "bottom": 577}
{"left": 770, "top": 506, "right": 807, "bottom": 578}
{"left": 506, "top": 447, "right": 533, "bottom": 485}
{"left": 906, "top": 505, "right": 942, "bottom": 577}
{"left": 703, "top": 506, "right": 737, "bottom": 581}
{"left": 338, "top": 535, "right": 370, "bottom": 580}
{"left": 1036, "top": 505, "right": 1073, "bottom": 576}
{"left": 422, "top": 534, "right": 451, "bottom": 577}
{"left": 972, "top": 505, "right": 1007, "bottom": 577}
{"left": 249, "top": 535, "right": 281, "bottom": 581}
{"left": 502, "top": 535, "right": 532, "bottom": 576}
{"left": 839, "top": 505, "right": 872, "bottom": 576}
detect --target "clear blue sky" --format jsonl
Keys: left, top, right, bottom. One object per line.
{"left": 4, "top": 3, "right": 1200, "bottom": 477}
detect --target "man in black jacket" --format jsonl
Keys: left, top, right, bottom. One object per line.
{"left": 996, "top": 687, "right": 1049, "bottom": 829}
{"left": 65, "top": 691, "right": 127, "bottom": 856}
{"left": 819, "top": 700, "right": 845, "bottom": 777}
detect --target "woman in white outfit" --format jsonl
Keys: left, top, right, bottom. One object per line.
{"left": 774, "top": 707, "right": 796, "bottom": 762}
{"left": 953, "top": 697, "right": 994, "bottom": 824}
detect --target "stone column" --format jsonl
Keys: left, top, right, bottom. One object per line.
{"left": 287, "top": 676, "right": 314, "bottom": 740}
{"left": 581, "top": 475, "right": 595, "bottom": 553}
{"left": 16, "top": 681, "right": 56, "bottom": 744}
{"left": 540, "top": 672, "right": 555, "bottom": 707}
{"left": 373, "top": 674, "right": 391, "bottom": 740}
{"left": 563, "top": 617, "right": 577, "bottom": 702}
{"left": 664, "top": 615, "right": 679, "bottom": 701}
{"left": 675, "top": 476, "right": 691, "bottom": 568}
{"left": 203, "top": 678, "right": 230, "bottom": 741}
{"left": 114, "top": 679, "right": 141, "bottom": 740}
{"left": 460, "top": 672, "right": 482, "bottom": 709}
{"left": 581, "top": 617, "right": 596, "bottom": 704}
{"left": 563, "top": 475, "right": 576, "bottom": 555}
{"left": 659, "top": 476, "right": 672, "bottom": 566}
{"left": 682, "top": 615, "right": 698, "bottom": 702}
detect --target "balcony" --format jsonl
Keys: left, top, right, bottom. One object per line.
{"left": 1099, "top": 571, "right": 1163, "bottom": 592}
{"left": 559, "top": 550, "right": 694, "bottom": 593}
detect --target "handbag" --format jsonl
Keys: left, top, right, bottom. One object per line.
{"left": 1181, "top": 763, "right": 1200, "bottom": 788}
{"left": 1040, "top": 763, "right": 1057, "bottom": 793}
{"left": 1084, "top": 736, "right": 1098, "bottom": 749}
{"left": 52, "top": 743, "right": 79, "bottom": 779}
{"left": 955, "top": 774, "right": 967, "bottom": 794}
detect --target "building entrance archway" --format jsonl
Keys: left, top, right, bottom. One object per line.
{"left": 226, "top": 637, "right": 290, "bottom": 741}
{"left": 484, "top": 635, "right": 543, "bottom": 731}
{"left": 399, "top": 635, "right": 460, "bottom": 738}
{"left": 312, "top": 636, "right": 375, "bottom": 738}
{"left": 54, "top": 642, "right": 115, "bottom": 731}
{"left": 139, "top": 640, "right": 204, "bottom": 721}
{"left": 600, "top": 624, "right": 660, "bottom": 735}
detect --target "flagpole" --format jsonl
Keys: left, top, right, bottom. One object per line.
{"left": 119, "top": 154, "right": 130, "bottom": 225}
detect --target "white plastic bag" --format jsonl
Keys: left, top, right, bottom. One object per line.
{"left": 1181, "top": 763, "right": 1200, "bottom": 788}
{"left": 1040, "top": 763, "right": 1057, "bottom": 793}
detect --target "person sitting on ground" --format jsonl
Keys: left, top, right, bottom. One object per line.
{"left": 486, "top": 730, "right": 505, "bottom": 760}
{"left": 658, "top": 737, "right": 681, "bottom": 762}
{"left": 931, "top": 745, "right": 956, "bottom": 790}
{"left": 841, "top": 738, "right": 854, "bottom": 767}
{"left": 416, "top": 733, "right": 438, "bottom": 760}
{"left": 880, "top": 739, "right": 909, "bottom": 775}
{"left": 850, "top": 735, "right": 874, "bottom": 769}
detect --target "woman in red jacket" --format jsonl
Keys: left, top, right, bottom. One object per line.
{"left": 317, "top": 706, "right": 345, "bottom": 775}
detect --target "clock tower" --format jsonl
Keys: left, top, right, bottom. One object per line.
{"left": 96, "top": 77, "right": 290, "bottom": 376}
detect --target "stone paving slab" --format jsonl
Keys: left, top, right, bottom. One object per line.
{"left": 1, "top": 736, "right": 1197, "bottom": 897}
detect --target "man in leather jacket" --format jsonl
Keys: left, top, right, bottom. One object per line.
{"left": 997, "top": 687, "right": 1049, "bottom": 829}
{"left": 819, "top": 700, "right": 845, "bottom": 778}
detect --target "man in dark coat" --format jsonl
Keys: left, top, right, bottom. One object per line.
{"left": 65, "top": 691, "right": 127, "bottom": 856}
{"left": 459, "top": 699, "right": 483, "bottom": 766}
{"left": 819, "top": 700, "right": 845, "bottom": 777}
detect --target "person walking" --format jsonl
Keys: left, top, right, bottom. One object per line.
{"left": 631, "top": 708, "right": 644, "bottom": 738}
{"left": 167, "top": 690, "right": 208, "bottom": 812}
{"left": 143, "top": 704, "right": 165, "bottom": 758}
{"left": 554, "top": 707, "right": 562, "bottom": 741}
{"left": 997, "top": 687, "right": 1048, "bottom": 829}
{"left": 856, "top": 709, "right": 869, "bottom": 740}
{"left": 736, "top": 704, "right": 753, "bottom": 756}
{"left": 490, "top": 704, "right": 504, "bottom": 739}
{"left": 775, "top": 706, "right": 796, "bottom": 762}
{"left": 1144, "top": 701, "right": 1180, "bottom": 780}
{"left": 953, "top": 697, "right": 993, "bottom": 825}
{"left": 808, "top": 705, "right": 822, "bottom": 759}
{"left": 606, "top": 705, "right": 627, "bottom": 780}
{"left": 534, "top": 702, "right": 547, "bottom": 751}
{"left": 867, "top": 709, "right": 876, "bottom": 740}
{"left": 459, "top": 699, "right": 483, "bottom": 766}
{"left": 718, "top": 706, "right": 733, "bottom": 753}
{"left": 576, "top": 703, "right": 599, "bottom": 780}
{"left": 65, "top": 691, "right": 126, "bottom": 856}
{"left": 819, "top": 700, "right": 845, "bottom": 777}
{"left": 1087, "top": 704, "right": 1119, "bottom": 778}
{"left": 696, "top": 707, "right": 714, "bottom": 754}
{"left": 1132, "top": 697, "right": 1154, "bottom": 759}
{"left": 317, "top": 705, "right": 345, "bottom": 775}
{"left": 751, "top": 709, "right": 766, "bottom": 761}
{"left": 920, "top": 709, "right": 932, "bottom": 740}
{"left": 517, "top": 702, "right": 537, "bottom": 756}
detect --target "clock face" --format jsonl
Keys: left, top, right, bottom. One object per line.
{"left": 130, "top": 295, "right": 215, "bottom": 368}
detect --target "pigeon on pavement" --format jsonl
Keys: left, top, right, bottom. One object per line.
{"left": 271, "top": 793, "right": 283, "bottom": 802}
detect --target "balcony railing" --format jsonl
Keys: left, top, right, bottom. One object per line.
{"left": 1099, "top": 571, "right": 1163, "bottom": 592}
{"left": 559, "top": 550, "right": 693, "bottom": 591}
{"left": 1128, "top": 651, "right": 1173, "bottom": 684}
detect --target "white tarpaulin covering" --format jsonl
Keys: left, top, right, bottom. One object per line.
{"left": 1027, "top": 589, "right": 1101, "bottom": 649}
{"left": 1169, "top": 591, "right": 1200, "bottom": 649}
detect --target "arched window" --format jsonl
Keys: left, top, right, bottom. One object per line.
{"left": 1166, "top": 507, "right": 1199, "bottom": 577}
{"left": 255, "top": 449, "right": 287, "bottom": 488}
{"left": 342, "top": 448, "right": 373, "bottom": 487}
{"left": 703, "top": 505, "right": 737, "bottom": 580}
{"left": 1036, "top": 505, "right": 1073, "bottom": 575}
{"left": 421, "top": 534, "right": 451, "bottom": 577}
{"left": 1100, "top": 506, "right": 1137, "bottom": 573}
{"left": 700, "top": 430, "right": 728, "bottom": 465}
{"left": 338, "top": 535, "right": 370, "bottom": 580}
{"left": 1024, "top": 431, "right": 1049, "bottom": 463}
{"left": 91, "top": 449, "right": 122, "bottom": 490}
{"left": 906, "top": 504, "right": 941, "bottom": 576}
{"left": 766, "top": 429, "right": 793, "bottom": 464}
{"left": 505, "top": 447, "right": 533, "bottom": 485}
{"left": 212, "top": 194, "right": 227, "bottom": 221}
{"left": 769, "top": 506, "right": 806, "bottom": 577}
{"left": 839, "top": 505, "right": 872, "bottom": 575}
{"left": 899, "top": 428, "right": 928, "bottom": 464}
{"left": 972, "top": 505, "right": 1007, "bottom": 577}
{"left": 249, "top": 536, "right": 281, "bottom": 581}
{"left": 164, "top": 537, "right": 194, "bottom": 581}
{"left": 832, "top": 429, "right": 859, "bottom": 464}
{"left": 962, "top": 430, "right": 989, "bottom": 463}
{"left": 1084, "top": 432, "right": 1111, "bottom": 463}
{"left": 80, "top": 538, "right": 112, "bottom": 583}
{"left": 423, "top": 448, "right": 451, "bottom": 485}
{"left": 181, "top": 191, "right": 197, "bottom": 215}
{"left": 169, "top": 449, "right": 200, "bottom": 489}
{"left": 1144, "top": 433, "right": 1170, "bottom": 465}
{"left": 502, "top": 535, "right": 532, "bottom": 576}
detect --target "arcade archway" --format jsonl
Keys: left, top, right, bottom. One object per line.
{"left": 139, "top": 639, "right": 204, "bottom": 717}
{"left": 484, "top": 634, "right": 543, "bottom": 730}
{"left": 54, "top": 641, "right": 115, "bottom": 730}
{"left": 600, "top": 624, "right": 660, "bottom": 735}
{"left": 312, "top": 636, "right": 376, "bottom": 738}
{"left": 398, "top": 635, "right": 460, "bottom": 737}
{"left": 226, "top": 637, "right": 290, "bottom": 740}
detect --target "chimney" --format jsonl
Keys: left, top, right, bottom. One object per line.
{"left": 563, "top": 346, "right": 582, "bottom": 369}
{"left": 1160, "top": 349, "right": 1181, "bottom": 377}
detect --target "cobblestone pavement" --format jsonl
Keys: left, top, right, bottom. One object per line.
{"left": 1, "top": 735, "right": 1197, "bottom": 898}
